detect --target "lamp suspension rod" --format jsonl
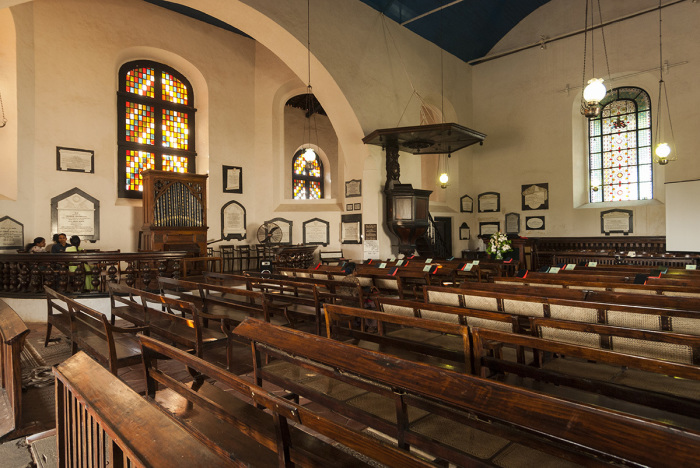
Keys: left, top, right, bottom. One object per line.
{"left": 469, "top": 0, "right": 685, "bottom": 65}
{"left": 400, "top": 0, "right": 463, "bottom": 26}
{"left": 0, "top": 89, "right": 6, "bottom": 128}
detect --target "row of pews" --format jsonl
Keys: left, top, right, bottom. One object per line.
{"left": 43, "top": 262, "right": 700, "bottom": 466}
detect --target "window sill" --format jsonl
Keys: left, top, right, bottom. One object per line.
{"left": 275, "top": 199, "right": 343, "bottom": 212}
{"left": 575, "top": 199, "right": 662, "bottom": 209}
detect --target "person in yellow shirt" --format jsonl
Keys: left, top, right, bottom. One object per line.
{"left": 66, "top": 235, "right": 93, "bottom": 290}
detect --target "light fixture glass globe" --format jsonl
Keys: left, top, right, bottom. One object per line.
{"left": 439, "top": 173, "right": 448, "bottom": 186}
{"left": 655, "top": 142, "right": 671, "bottom": 158}
{"left": 303, "top": 147, "right": 316, "bottom": 162}
{"left": 583, "top": 78, "right": 606, "bottom": 104}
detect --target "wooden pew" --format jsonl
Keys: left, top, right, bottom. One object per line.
{"left": 0, "top": 299, "right": 29, "bottom": 439}
{"left": 323, "top": 303, "right": 472, "bottom": 372}
{"left": 54, "top": 352, "right": 237, "bottom": 467}
{"left": 234, "top": 319, "right": 700, "bottom": 467}
{"left": 139, "top": 335, "right": 433, "bottom": 467}
{"left": 46, "top": 286, "right": 146, "bottom": 376}
{"left": 471, "top": 322, "right": 700, "bottom": 420}
{"left": 107, "top": 283, "right": 228, "bottom": 366}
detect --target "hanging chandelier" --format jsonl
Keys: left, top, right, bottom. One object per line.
{"left": 301, "top": 0, "right": 318, "bottom": 162}
{"left": 580, "top": 0, "right": 611, "bottom": 118}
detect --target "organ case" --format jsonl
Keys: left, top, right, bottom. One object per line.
{"left": 139, "top": 170, "right": 208, "bottom": 255}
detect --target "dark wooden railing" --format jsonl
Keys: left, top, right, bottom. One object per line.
{"left": 0, "top": 251, "right": 188, "bottom": 297}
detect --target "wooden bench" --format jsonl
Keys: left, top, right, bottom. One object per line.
{"left": 234, "top": 318, "right": 700, "bottom": 467}
{"left": 44, "top": 285, "right": 72, "bottom": 347}
{"left": 0, "top": 300, "right": 29, "bottom": 439}
{"left": 139, "top": 335, "right": 432, "bottom": 467}
{"left": 107, "top": 283, "right": 228, "bottom": 366}
{"left": 323, "top": 303, "right": 472, "bottom": 372}
{"left": 54, "top": 351, "right": 237, "bottom": 467}
{"left": 319, "top": 250, "right": 346, "bottom": 265}
{"left": 471, "top": 321, "right": 700, "bottom": 421}
{"left": 46, "top": 286, "right": 147, "bottom": 376}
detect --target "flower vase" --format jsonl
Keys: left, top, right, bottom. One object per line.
{"left": 495, "top": 252, "right": 503, "bottom": 260}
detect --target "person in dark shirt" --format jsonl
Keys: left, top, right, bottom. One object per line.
{"left": 51, "top": 233, "right": 70, "bottom": 253}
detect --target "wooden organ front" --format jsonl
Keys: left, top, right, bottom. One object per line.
{"left": 139, "top": 170, "right": 208, "bottom": 256}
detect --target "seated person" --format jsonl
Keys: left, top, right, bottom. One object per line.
{"left": 51, "top": 233, "right": 70, "bottom": 253}
{"left": 66, "top": 235, "right": 93, "bottom": 290}
{"left": 45, "top": 233, "right": 59, "bottom": 253}
{"left": 26, "top": 237, "right": 47, "bottom": 253}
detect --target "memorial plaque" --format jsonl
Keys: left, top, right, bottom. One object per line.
{"left": 478, "top": 192, "right": 500, "bottom": 212}
{"left": 459, "top": 222, "right": 470, "bottom": 240}
{"left": 345, "top": 179, "right": 362, "bottom": 198}
{"left": 0, "top": 216, "right": 24, "bottom": 250}
{"left": 521, "top": 183, "right": 549, "bottom": 210}
{"left": 223, "top": 166, "right": 242, "bottom": 193}
{"left": 303, "top": 218, "right": 330, "bottom": 246}
{"left": 221, "top": 201, "right": 246, "bottom": 240}
{"left": 601, "top": 209, "right": 633, "bottom": 235}
{"left": 479, "top": 222, "right": 499, "bottom": 237}
{"left": 51, "top": 188, "right": 100, "bottom": 241}
{"left": 341, "top": 214, "right": 362, "bottom": 244}
{"left": 56, "top": 146, "right": 94, "bottom": 173}
{"left": 505, "top": 212, "right": 520, "bottom": 235}
{"left": 460, "top": 194, "right": 473, "bottom": 213}
{"left": 264, "top": 217, "right": 293, "bottom": 244}
{"left": 525, "top": 216, "right": 545, "bottom": 231}
{"left": 363, "top": 223, "right": 378, "bottom": 259}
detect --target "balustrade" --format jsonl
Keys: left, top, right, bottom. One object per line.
{"left": 0, "top": 252, "right": 186, "bottom": 296}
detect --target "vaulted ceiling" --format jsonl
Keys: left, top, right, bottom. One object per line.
{"left": 144, "top": 0, "right": 553, "bottom": 64}
{"left": 356, "top": 0, "right": 552, "bottom": 63}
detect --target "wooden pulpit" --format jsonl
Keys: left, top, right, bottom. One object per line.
{"left": 139, "top": 170, "right": 208, "bottom": 255}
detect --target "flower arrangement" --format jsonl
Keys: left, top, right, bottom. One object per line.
{"left": 486, "top": 232, "right": 512, "bottom": 260}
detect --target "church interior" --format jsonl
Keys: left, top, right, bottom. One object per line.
{"left": 0, "top": 0, "right": 699, "bottom": 466}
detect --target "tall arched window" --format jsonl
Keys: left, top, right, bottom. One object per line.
{"left": 292, "top": 151, "right": 324, "bottom": 199}
{"left": 117, "top": 60, "right": 196, "bottom": 198}
{"left": 588, "top": 87, "right": 652, "bottom": 203}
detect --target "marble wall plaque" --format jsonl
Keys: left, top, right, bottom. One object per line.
{"left": 266, "top": 217, "right": 293, "bottom": 244}
{"left": 303, "top": 218, "right": 330, "bottom": 246}
{"left": 51, "top": 188, "right": 100, "bottom": 240}
{"left": 0, "top": 216, "right": 24, "bottom": 250}
{"left": 221, "top": 201, "right": 246, "bottom": 240}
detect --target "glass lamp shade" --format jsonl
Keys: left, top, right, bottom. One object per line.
{"left": 303, "top": 147, "right": 316, "bottom": 162}
{"left": 439, "top": 172, "right": 448, "bottom": 188}
{"left": 583, "top": 78, "right": 607, "bottom": 104}
{"left": 655, "top": 142, "right": 671, "bottom": 158}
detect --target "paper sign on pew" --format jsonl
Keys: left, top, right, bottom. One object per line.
{"left": 565, "top": 264, "right": 576, "bottom": 270}
{"left": 687, "top": 265, "right": 697, "bottom": 270}
{"left": 425, "top": 258, "right": 433, "bottom": 263}
{"left": 587, "top": 262, "right": 597, "bottom": 267}
{"left": 548, "top": 267, "right": 561, "bottom": 273}
{"left": 396, "top": 260, "right": 404, "bottom": 266}
{"left": 461, "top": 263, "right": 474, "bottom": 271}
{"left": 379, "top": 263, "right": 387, "bottom": 269}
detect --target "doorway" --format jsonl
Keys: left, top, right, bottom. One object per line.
{"left": 433, "top": 217, "right": 453, "bottom": 257}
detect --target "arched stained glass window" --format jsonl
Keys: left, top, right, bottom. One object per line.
{"left": 588, "top": 87, "right": 652, "bottom": 203}
{"left": 117, "top": 60, "right": 196, "bottom": 198}
{"left": 292, "top": 151, "right": 324, "bottom": 200}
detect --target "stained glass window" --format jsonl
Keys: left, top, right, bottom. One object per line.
{"left": 588, "top": 87, "right": 652, "bottom": 202}
{"left": 118, "top": 60, "right": 196, "bottom": 198}
{"left": 292, "top": 151, "right": 324, "bottom": 200}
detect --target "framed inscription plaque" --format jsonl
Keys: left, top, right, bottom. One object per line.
{"left": 478, "top": 192, "right": 500, "bottom": 213}
{"left": 459, "top": 222, "right": 471, "bottom": 240}
{"left": 345, "top": 179, "right": 362, "bottom": 198}
{"left": 460, "top": 194, "right": 473, "bottom": 213}
{"left": 525, "top": 216, "right": 546, "bottom": 231}
{"left": 521, "top": 183, "right": 549, "bottom": 210}
{"left": 479, "top": 222, "right": 500, "bottom": 237}
{"left": 51, "top": 188, "right": 100, "bottom": 241}
{"left": 505, "top": 212, "right": 520, "bottom": 235}
{"left": 221, "top": 201, "right": 246, "bottom": 240}
{"left": 601, "top": 209, "right": 633, "bottom": 235}
{"left": 223, "top": 166, "right": 243, "bottom": 193}
{"left": 0, "top": 216, "right": 24, "bottom": 250}
{"left": 341, "top": 214, "right": 362, "bottom": 244}
{"left": 265, "top": 217, "right": 293, "bottom": 244}
{"left": 56, "top": 147, "right": 94, "bottom": 173}
{"left": 303, "top": 218, "right": 330, "bottom": 246}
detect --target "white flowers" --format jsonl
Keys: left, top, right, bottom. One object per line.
{"left": 486, "top": 231, "right": 512, "bottom": 256}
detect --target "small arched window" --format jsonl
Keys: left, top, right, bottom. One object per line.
{"left": 292, "top": 151, "right": 324, "bottom": 199}
{"left": 588, "top": 87, "right": 652, "bottom": 202}
{"left": 117, "top": 60, "right": 196, "bottom": 198}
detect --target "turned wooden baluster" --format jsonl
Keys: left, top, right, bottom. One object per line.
{"left": 125, "top": 261, "right": 136, "bottom": 287}
{"left": 74, "top": 264, "right": 86, "bottom": 292}
{"left": 142, "top": 261, "right": 153, "bottom": 290}
{"left": 172, "top": 259, "right": 181, "bottom": 280}
{"left": 157, "top": 260, "right": 168, "bottom": 280}
{"left": 1, "top": 262, "right": 8, "bottom": 291}
{"left": 30, "top": 262, "right": 42, "bottom": 293}
{"left": 107, "top": 263, "right": 118, "bottom": 284}
{"left": 44, "top": 264, "right": 55, "bottom": 292}
{"left": 57, "top": 263, "right": 69, "bottom": 292}
{"left": 91, "top": 263, "right": 102, "bottom": 292}
{"left": 18, "top": 262, "right": 30, "bottom": 292}
{"left": 9, "top": 262, "right": 19, "bottom": 292}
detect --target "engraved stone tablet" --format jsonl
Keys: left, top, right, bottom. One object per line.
{"left": 51, "top": 188, "right": 100, "bottom": 240}
{"left": 303, "top": 218, "right": 330, "bottom": 246}
{"left": 221, "top": 201, "right": 246, "bottom": 240}
{"left": 0, "top": 216, "right": 24, "bottom": 250}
